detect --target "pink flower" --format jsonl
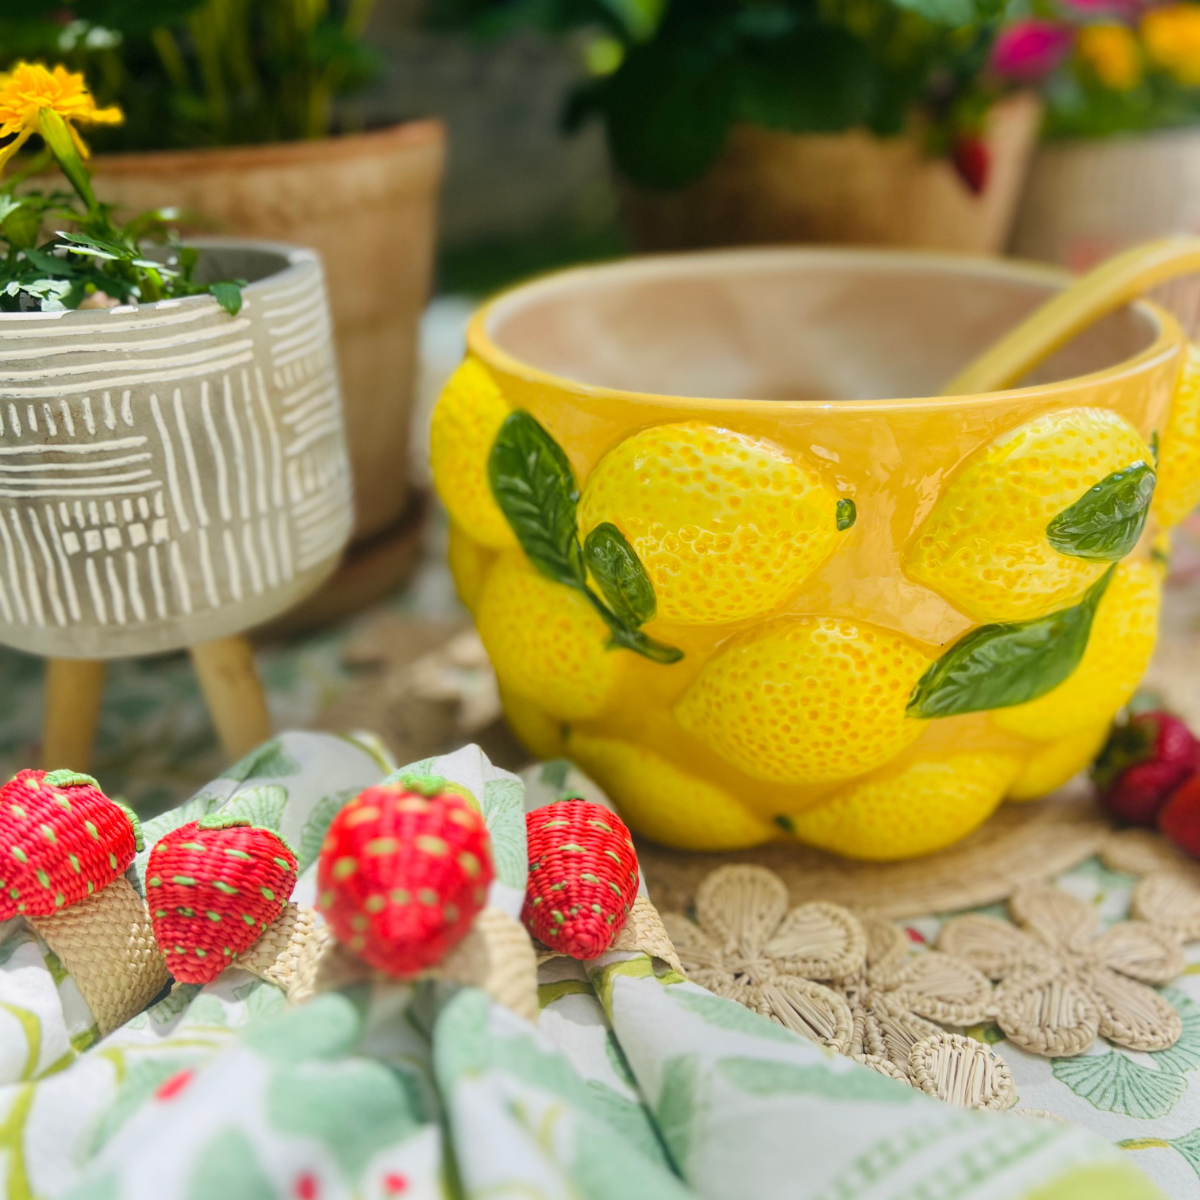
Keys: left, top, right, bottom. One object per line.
{"left": 991, "top": 20, "right": 1075, "bottom": 81}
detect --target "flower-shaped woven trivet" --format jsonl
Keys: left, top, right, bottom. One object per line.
{"left": 939, "top": 883, "right": 1185, "bottom": 1057}
{"left": 1102, "top": 827, "right": 1200, "bottom": 941}
{"left": 663, "top": 865, "right": 1014, "bottom": 1109}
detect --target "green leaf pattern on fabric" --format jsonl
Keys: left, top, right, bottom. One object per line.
{"left": 220, "top": 739, "right": 301, "bottom": 783}
{"left": 716, "top": 1056, "right": 917, "bottom": 1103}
{"left": 221, "top": 784, "right": 288, "bottom": 833}
{"left": 482, "top": 778, "right": 528, "bottom": 891}
{"left": 185, "top": 1127, "right": 276, "bottom": 1200}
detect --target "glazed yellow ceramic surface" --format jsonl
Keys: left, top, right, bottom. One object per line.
{"left": 432, "top": 248, "right": 1190, "bottom": 860}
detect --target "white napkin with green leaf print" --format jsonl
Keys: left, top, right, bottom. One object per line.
{"left": 0, "top": 740, "right": 1171, "bottom": 1200}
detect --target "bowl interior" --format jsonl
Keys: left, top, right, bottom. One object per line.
{"left": 483, "top": 249, "right": 1163, "bottom": 401}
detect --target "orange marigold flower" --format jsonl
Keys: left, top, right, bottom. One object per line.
{"left": 1142, "top": 4, "right": 1200, "bottom": 87}
{"left": 0, "top": 62, "right": 123, "bottom": 171}
{"left": 1079, "top": 25, "right": 1143, "bottom": 90}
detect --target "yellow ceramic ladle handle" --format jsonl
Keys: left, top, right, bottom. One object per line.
{"left": 942, "top": 237, "right": 1200, "bottom": 396}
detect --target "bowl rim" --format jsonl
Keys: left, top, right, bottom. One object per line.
{"left": 0, "top": 237, "right": 319, "bottom": 328}
{"left": 469, "top": 246, "right": 1184, "bottom": 413}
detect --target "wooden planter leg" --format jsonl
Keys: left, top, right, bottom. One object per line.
{"left": 43, "top": 659, "right": 106, "bottom": 772}
{"left": 190, "top": 635, "right": 272, "bottom": 763}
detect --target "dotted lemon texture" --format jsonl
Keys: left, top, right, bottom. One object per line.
{"left": 904, "top": 408, "right": 1153, "bottom": 622}
{"left": 567, "top": 732, "right": 774, "bottom": 851}
{"left": 578, "top": 422, "right": 840, "bottom": 625}
{"left": 476, "top": 553, "right": 624, "bottom": 722}
{"left": 674, "top": 616, "right": 930, "bottom": 784}
{"left": 1008, "top": 724, "right": 1110, "bottom": 802}
{"left": 430, "top": 358, "right": 516, "bottom": 549}
{"left": 447, "top": 519, "right": 494, "bottom": 614}
{"left": 785, "top": 753, "right": 1020, "bottom": 860}
{"left": 991, "top": 559, "right": 1160, "bottom": 741}
{"left": 1155, "top": 343, "right": 1200, "bottom": 529}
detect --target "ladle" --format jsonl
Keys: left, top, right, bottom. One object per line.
{"left": 943, "top": 237, "right": 1200, "bottom": 396}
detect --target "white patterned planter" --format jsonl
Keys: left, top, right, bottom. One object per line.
{"left": 0, "top": 240, "right": 353, "bottom": 659}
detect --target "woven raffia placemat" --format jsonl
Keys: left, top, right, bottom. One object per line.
{"left": 636, "top": 784, "right": 1110, "bottom": 920}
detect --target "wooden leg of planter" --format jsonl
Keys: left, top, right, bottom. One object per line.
{"left": 43, "top": 658, "right": 106, "bottom": 772}
{"left": 190, "top": 635, "right": 272, "bottom": 763}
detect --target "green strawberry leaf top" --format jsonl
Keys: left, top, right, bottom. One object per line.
{"left": 907, "top": 567, "right": 1114, "bottom": 719}
{"left": 1046, "top": 462, "right": 1156, "bottom": 562}
{"left": 489, "top": 411, "right": 682, "bottom": 664}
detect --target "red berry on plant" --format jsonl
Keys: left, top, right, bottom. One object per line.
{"left": 1093, "top": 710, "right": 1200, "bottom": 826}
{"left": 317, "top": 777, "right": 494, "bottom": 978}
{"left": 147, "top": 817, "right": 297, "bottom": 984}
{"left": 952, "top": 134, "right": 990, "bottom": 195}
{"left": 1159, "top": 774, "right": 1200, "bottom": 857}
{"left": 522, "top": 798, "right": 639, "bottom": 959}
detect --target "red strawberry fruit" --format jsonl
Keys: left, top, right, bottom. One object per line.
{"left": 148, "top": 816, "right": 297, "bottom": 984}
{"left": 0, "top": 768, "right": 169, "bottom": 1031}
{"left": 1159, "top": 774, "right": 1200, "bottom": 857}
{"left": 522, "top": 799, "right": 639, "bottom": 959}
{"left": 1093, "top": 710, "right": 1200, "bottom": 826}
{"left": 317, "top": 776, "right": 494, "bottom": 977}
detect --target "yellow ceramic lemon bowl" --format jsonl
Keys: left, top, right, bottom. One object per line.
{"left": 433, "top": 248, "right": 1196, "bottom": 861}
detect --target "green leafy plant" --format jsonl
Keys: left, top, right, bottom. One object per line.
{"left": 0, "top": 63, "right": 243, "bottom": 313}
{"left": 427, "top": 0, "right": 1018, "bottom": 190}
{"left": 488, "top": 410, "right": 684, "bottom": 664}
{"left": 907, "top": 566, "right": 1114, "bottom": 718}
{"left": 0, "top": 0, "right": 380, "bottom": 152}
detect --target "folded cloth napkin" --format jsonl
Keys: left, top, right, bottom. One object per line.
{"left": 0, "top": 735, "right": 1165, "bottom": 1200}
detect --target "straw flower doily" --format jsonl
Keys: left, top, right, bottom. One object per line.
{"left": 662, "top": 865, "right": 1015, "bottom": 1110}
{"left": 939, "top": 882, "right": 1185, "bottom": 1057}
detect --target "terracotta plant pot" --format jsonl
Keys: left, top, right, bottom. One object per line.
{"left": 84, "top": 123, "right": 445, "bottom": 549}
{"left": 621, "top": 94, "right": 1041, "bottom": 254}
{"left": 1011, "top": 128, "right": 1200, "bottom": 270}
{"left": 433, "top": 247, "right": 1190, "bottom": 861}
{"left": 0, "top": 241, "right": 352, "bottom": 659}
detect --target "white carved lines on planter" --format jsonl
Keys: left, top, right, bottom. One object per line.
{"left": 264, "top": 277, "right": 351, "bottom": 574}
{"left": 0, "top": 273, "right": 350, "bottom": 633}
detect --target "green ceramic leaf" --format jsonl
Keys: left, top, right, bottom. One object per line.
{"left": 836, "top": 498, "right": 857, "bottom": 531}
{"left": 222, "top": 784, "right": 288, "bottom": 832}
{"left": 490, "top": 410, "right": 683, "bottom": 665}
{"left": 603, "top": 621, "right": 685, "bottom": 665}
{"left": 489, "top": 410, "right": 586, "bottom": 589}
{"left": 1046, "top": 462, "right": 1156, "bottom": 562}
{"left": 907, "top": 567, "right": 1113, "bottom": 719}
{"left": 716, "top": 1056, "right": 916, "bottom": 1103}
{"left": 1052, "top": 1049, "right": 1186, "bottom": 1118}
{"left": 585, "top": 522, "right": 656, "bottom": 626}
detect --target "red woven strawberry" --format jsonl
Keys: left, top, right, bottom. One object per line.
{"left": 0, "top": 768, "right": 140, "bottom": 919}
{"left": 316, "top": 776, "right": 494, "bottom": 977}
{"left": 1094, "top": 710, "right": 1200, "bottom": 826}
{"left": 0, "top": 768, "right": 169, "bottom": 1032}
{"left": 147, "top": 816, "right": 297, "bottom": 984}
{"left": 522, "top": 799, "right": 639, "bottom": 959}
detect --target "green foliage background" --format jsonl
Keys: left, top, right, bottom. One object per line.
{"left": 0, "top": 0, "right": 380, "bottom": 151}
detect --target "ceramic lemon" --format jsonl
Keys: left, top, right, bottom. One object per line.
{"left": 431, "top": 248, "right": 1188, "bottom": 861}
